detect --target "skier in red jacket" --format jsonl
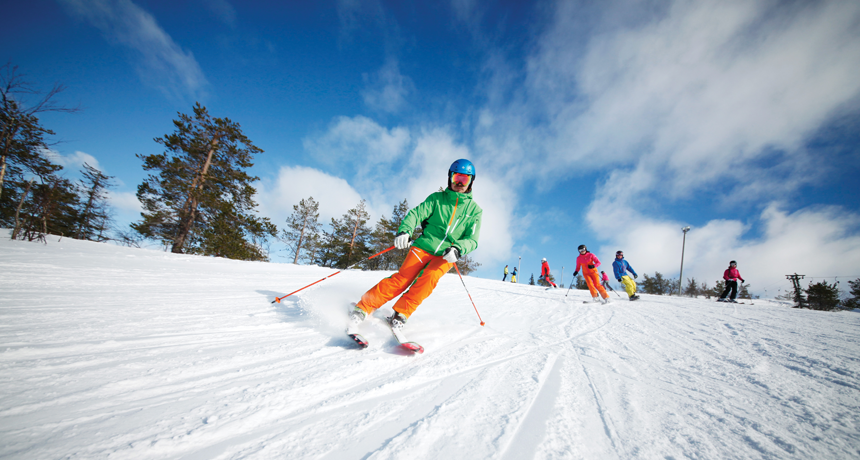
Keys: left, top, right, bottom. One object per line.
{"left": 573, "top": 245, "right": 610, "bottom": 304}
{"left": 540, "top": 258, "right": 558, "bottom": 288}
{"left": 717, "top": 260, "right": 745, "bottom": 303}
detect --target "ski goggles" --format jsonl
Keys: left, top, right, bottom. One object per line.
{"left": 451, "top": 172, "right": 472, "bottom": 187}
{"left": 616, "top": 251, "right": 623, "bottom": 258}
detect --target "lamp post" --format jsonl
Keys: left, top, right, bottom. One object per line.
{"left": 518, "top": 256, "right": 521, "bottom": 283}
{"left": 679, "top": 226, "right": 691, "bottom": 296}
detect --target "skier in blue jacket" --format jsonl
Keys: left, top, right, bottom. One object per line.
{"left": 612, "top": 250, "right": 640, "bottom": 301}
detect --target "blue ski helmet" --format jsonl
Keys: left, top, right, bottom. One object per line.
{"left": 448, "top": 159, "right": 476, "bottom": 192}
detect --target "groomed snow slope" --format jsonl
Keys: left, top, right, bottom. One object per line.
{"left": 1, "top": 234, "right": 859, "bottom": 459}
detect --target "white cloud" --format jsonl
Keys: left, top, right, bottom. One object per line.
{"left": 42, "top": 149, "right": 100, "bottom": 171}
{"left": 107, "top": 190, "right": 142, "bottom": 214}
{"left": 527, "top": 0, "right": 860, "bottom": 198}
{"left": 304, "top": 115, "right": 410, "bottom": 168}
{"left": 256, "top": 165, "right": 366, "bottom": 225}
{"left": 361, "top": 58, "right": 414, "bottom": 113}
{"left": 59, "top": 0, "right": 208, "bottom": 101}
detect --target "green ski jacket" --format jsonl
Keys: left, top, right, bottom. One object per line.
{"left": 398, "top": 188, "right": 482, "bottom": 256}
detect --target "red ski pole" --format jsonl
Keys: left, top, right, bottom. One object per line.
{"left": 272, "top": 246, "right": 396, "bottom": 304}
{"left": 453, "top": 263, "right": 485, "bottom": 326}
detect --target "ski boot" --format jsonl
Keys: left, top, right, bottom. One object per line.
{"left": 349, "top": 305, "right": 367, "bottom": 329}
{"left": 629, "top": 295, "right": 640, "bottom": 301}
{"left": 389, "top": 312, "right": 407, "bottom": 331}
{"left": 602, "top": 297, "right": 611, "bottom": 305}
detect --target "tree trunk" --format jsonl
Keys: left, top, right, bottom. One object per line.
{"left": 77, "top": 181, "right": 98, "bottom": 240}
{"left": 294, "top": 214, "right": 307, "bottom": 264}
{"left": 172, "top": 137, "right": 219, "bottom": 253}
{"left": 346, "top": 210, "right": 361, "bottom": 266}
{"left": 11, "top": 178, "right": 33, "bottom": 240}
{"left": 0, "top": 121, "right": 19, "bottom": 201}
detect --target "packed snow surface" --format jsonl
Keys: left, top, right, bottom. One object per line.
{"left": 2, "top": 234, "right": 859, "bottom": 459}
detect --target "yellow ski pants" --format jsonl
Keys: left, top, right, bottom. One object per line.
{"left": 620, "top": 275, "right": 637, "bottom": 297}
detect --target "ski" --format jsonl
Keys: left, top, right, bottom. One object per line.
{"left": 387, "top": 316, "right": 424, "bottom": 354}
{"left": 346, "top": 303, "right": 369, "bottom": 349}
{"left": 348, "top": 333, "right": 369, "bottom": 348}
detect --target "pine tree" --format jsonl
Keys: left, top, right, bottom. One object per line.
{"left": 666, "top": 277, "right": 679, "bottom": 296}
{"left": 700, "top": 281, "right": 711, "bottom": 299}
{"left": 318, "top": 200, "right": 372, "bottom": 269}
{"left": 366, "top": 199, "right": 409, "bottom": 270}
{"left": 641, "top": 273, "right": 662, "bottom": 295}
{"left": 314, "top": 228, "right": 341, "bottom": 268}
{"left": 281, "top": 196, "right": 322, "bottom": 264}
{"left": 75, "top": 162, "right": 114, "bottom": 241}
{"left": 303, "top": 232, "right": 321, "bottom": 265}
{"left": 1, "top": 64, "right": 76, "bottom": 206}
{"left": 806, "top": 281, "right": 840, "bottom": 311}
{"left": 132, "top": 103, "right": 276, "bottom": 259}
{"left": 339, "top": 200, "right": 372, "bottom": 268}
{"left": 841, "top": 279, "right": 860, "bottom": 310}
{"left": 576, "top": 275, "right": 588, "bottom": 290}
{"left": 711, "top": 280, "right": 726, "bottom": 298}
{"left": 529, "top": 274, "right": 535, "bottom": 285}
{"left": 683, "top": 277, "right": 699, "bottom": 297}
{"left": 456, "top": 253, "right": 482, "bottom": 275}
{"left": 738, "top": 283, "right": 752, "bottom": 300}
{"left": 13, "top": 175, "right": 79, "bottom": 242}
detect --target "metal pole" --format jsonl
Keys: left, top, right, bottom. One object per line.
{"left": 517, "top": 256, "right": 521, "bottom": 283}
{"left": 561, "top": 266, "right": 564, "bottom": 289}
{"left": 679, "top": 226, "right": 690, "bottom": 296}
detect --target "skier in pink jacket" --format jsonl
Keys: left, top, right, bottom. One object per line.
{"left": 717, "top": 260, "right": 746, "bottom": 303}
{"left": 573, "top": 245, "right": 610, "bottom": 304}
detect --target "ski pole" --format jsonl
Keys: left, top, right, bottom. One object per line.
{"left": 565, "top": 280, "right": 574, "bottom": 297}
{"left": 453, "top": 263, "right": 485, "bottom": 326}
{"left": 271, "top": 246, "right": 396, "bottom": 304}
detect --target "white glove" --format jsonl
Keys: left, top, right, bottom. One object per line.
{"left": 394, "top": 233, "right": 410, "bottom": 249}
{"left": 443, "top": 247, "right": 460, "bottom": 263}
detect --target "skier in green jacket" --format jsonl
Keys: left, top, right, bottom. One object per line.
{"left": 349, "top": 159, "right": 483, "bottom": 332}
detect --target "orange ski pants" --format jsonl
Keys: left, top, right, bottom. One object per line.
{"left": 583, "top": 269, "right": 609, "bottom": 299}
{"left": 356, "top": 246, "right": 454, "bottom": 318}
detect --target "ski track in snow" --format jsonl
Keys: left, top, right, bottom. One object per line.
{"left": 1, "top": 234, "right": 860, "bottom": 459}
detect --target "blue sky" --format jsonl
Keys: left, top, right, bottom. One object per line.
{"left": 3, "top": 0, "right": 860, "bottom": 297}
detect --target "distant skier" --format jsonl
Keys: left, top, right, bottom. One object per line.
{"left": 600, "top": 271, "right": 613, "bottom": 290}
{"left": 348, "top": 159, "right": 482, "bottom": 331}
{"left": 503, "top": 265, "right": 509, "bottom": 282}
{"left": 573, "top": 245, "right": 610, "bottom": 304}
{"left": 539, "top": 258, "right": 558, "bottom": 288}
{"left": 612, "top": 250, "right": 639, "bottom": 301}
{"left": 717, "top": 260, "right": 745, "bottom": 303}
{"left": 511, "top": 266, "right": 518, "bottom": 283}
